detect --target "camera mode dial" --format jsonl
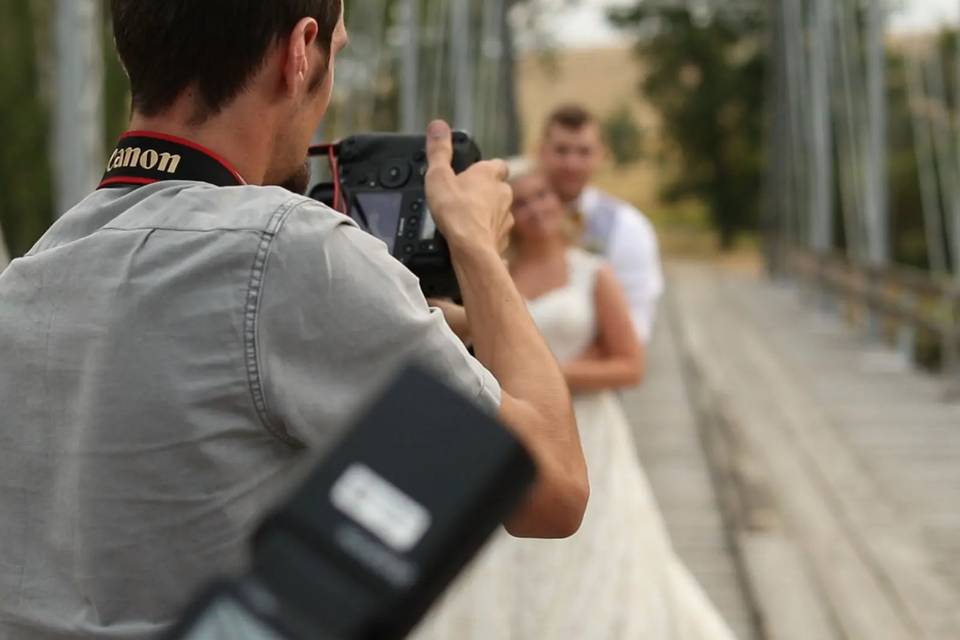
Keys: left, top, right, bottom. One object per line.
{"left": 379, "top": 159, "right": 411, "bottom": 189}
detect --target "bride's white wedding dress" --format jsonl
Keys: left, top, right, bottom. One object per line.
{"left": 412, "top": 248, "right": 736, "bottom": 639}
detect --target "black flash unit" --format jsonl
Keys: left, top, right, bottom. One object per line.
{"left": 163, "top": 364, "right": 535, "bottom": 640}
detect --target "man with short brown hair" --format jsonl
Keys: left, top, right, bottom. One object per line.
{"left": 0, "top": 3, "right": 588, "bottom": 638}
{"left": 540, "top": 104, "right": 664, "bottom": 343}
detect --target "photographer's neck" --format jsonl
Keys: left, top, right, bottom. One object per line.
{"left": 128, "top": 95, "right": 276, "bottom": 186}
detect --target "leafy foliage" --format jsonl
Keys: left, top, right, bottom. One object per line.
{"left": 611, "top": 4, "right": 767, "bottom": 249}
{"left": 0, "top": 0, "right": 128, "bottom": 259}
{"left": 889, "top": 29, "right": 960, "bottom": 270}
{"left": 602, "top": 105, "right": 644, "bottom": 167}
{"left": 0, "top": 0, "right": 54, "bottom": 258}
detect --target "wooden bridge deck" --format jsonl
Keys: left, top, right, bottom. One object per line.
{"left": 622, "top": 261, "right": 960, "bottom": 640}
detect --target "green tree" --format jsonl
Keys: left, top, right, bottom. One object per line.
{"left": 0, "top": 0, "right": 54, "bottom": 258}
{"left": 602, "top": 105, "right": 644, "bottom": 167}
{"left": 0, "top": 0, "right": 127, "bottom": 259}
{"left": 894, "top": 29, "right": 960, "bottom": 271}
{"left": 611, "top": 5, "right": 767, "bottom": 249}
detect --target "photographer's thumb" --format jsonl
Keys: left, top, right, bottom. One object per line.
{"left": 426, "top": 120, "right": 456, "bottom": 194}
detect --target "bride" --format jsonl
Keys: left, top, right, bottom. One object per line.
{"left": 415, "top": 162, "right": 736, "bottom": 639}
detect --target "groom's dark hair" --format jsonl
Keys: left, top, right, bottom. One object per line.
{"left": 544, "top": 104, "right": 598, "bottom": 137}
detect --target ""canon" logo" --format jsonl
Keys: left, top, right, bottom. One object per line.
{"left": 107, "top": 147, "right": 182, "bottom": 174}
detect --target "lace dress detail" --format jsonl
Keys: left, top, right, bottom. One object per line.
{"left": 412, "top": 248, "right": 736, "bottom": 640}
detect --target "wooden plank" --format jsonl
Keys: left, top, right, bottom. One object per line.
{"left": 730, "top": 320, "right": 960, "bottom": 639}
{"left": 670, "top": 264, "right": 920, "bottom": 640}
{"left": 727, "top": 273, "right": 960, "bottom": 619}
{"left": 739, "top": 533, "right": 840, "bottom": 640}
{"left": 624, "top": 310, "right": 760, "bottom": 640}
{"left": 680, "top": 263, "right": 960, "bottom": 638}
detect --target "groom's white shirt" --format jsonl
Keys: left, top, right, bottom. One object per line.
{"left": 576, "top": 186, "right": 664, "bottom": 343}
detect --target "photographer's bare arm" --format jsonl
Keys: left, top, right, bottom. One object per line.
{"left": 425, "top": 121, "right": 589, "bottom": 538}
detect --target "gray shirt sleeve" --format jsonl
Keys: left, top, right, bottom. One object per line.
{"left": 256, "top": 201, "right": 501, "bottom": 449}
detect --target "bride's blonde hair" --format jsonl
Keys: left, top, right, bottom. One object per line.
{"left": 506, "top": 157, "right": 585, "bottom": 248}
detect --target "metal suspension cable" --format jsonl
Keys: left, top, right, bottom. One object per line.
{"left": 353, "top": 0, "right": 389, "bottom": 131}
{"left": 835, "top": 0, "right": 867, "bottom": 263}
{"left": 765, "top": 0, "right": 789, "bottom": 265}
{"left": 53, "top": 0, "right": 104, "bottom": 215}
{"left": 499, "top": 0, "right": 523, "bottom": 157}
{"left": 905, "top": 51, "right": 949, "bottom": 274}
{"left": 808, "top": 0, "right": 835, "bottom": 254}
{"left": 399, "top": 0, "right": 421, "bottom": 132}
{"left": 844, "top": 0, "right": 875, "bottom": 263}
{"left": 450, "top": 0, "right": 475, "bottom": 132}
{"left": 474, "top": 0, "right": 493, "bottom": 145}
{"left": 782, "top": 0, "right": 810, "bottom": 248}
{"left": 863, "top": 0, "right": 889, "bottom": 266}
{"left": 924, "top": 48, "right": 960, "bottom": 275}
{"left": 953, "top": 15, "right": 960, "bottom": 280}
{"left": 426, "top": 0, "right": 451, "bottom": 121}
{"left": 476, "top": 0, "right": 506, "bottom": 152}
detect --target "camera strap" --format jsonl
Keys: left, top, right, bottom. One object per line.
{"left": 98, "top": 130, "right": 245, "bottom": 190}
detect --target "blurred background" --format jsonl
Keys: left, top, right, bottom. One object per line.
{"left": 4, "top": 0, "right": 960, "bottom": 269}
{"left": 3, "top": 2, "right": 960, "bottom": 639}
{"left": 5, "top": 1, "right": 960, "bottom": 279}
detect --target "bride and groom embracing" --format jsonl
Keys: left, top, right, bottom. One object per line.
{"left": 416, "top": 105, "right": 736, "bottom": 639}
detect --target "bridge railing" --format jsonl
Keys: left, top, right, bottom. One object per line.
{"left": 787, "top": 248, "right": 960, "bottom": 382}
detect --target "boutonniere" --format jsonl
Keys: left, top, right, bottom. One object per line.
{"left": 581, "top": 239, "right": 605, "bottom": 255}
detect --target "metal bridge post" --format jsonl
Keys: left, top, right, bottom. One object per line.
{"left": 450, "top": 0, "right": 475, "bottom": 133}
{"left": 400, "top": 0, "right": 421, "bottom": 133}
{"left": 864, "top": 0, "right": 888, "bottom": 339}
{"left": 53, "top": 0, "right": 104, "bottom": 215}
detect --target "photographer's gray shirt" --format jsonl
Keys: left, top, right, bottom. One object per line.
{"left": 0, "top": 182, "right": 500, "bottom": 639}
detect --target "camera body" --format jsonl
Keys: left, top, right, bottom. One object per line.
{"left": 309, "top": 132, "right": 481, "bottom": 300}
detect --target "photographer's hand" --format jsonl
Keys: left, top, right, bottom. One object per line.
{"left": 424, "top": 127, "right": 514, "bottom": 252}
{"left": 426, "top": 121, "right": 588, "bottom": 538}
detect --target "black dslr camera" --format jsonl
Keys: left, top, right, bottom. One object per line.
{"left": 308, "top": 132, "right": 482, "bottom": 300}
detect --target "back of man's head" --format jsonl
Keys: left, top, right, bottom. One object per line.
{"left": 111, "top": 1, "right": 341, "bottom": 120}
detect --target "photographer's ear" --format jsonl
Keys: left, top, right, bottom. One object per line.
{"left": 283, "top": 17, "right": 321, "bottom": 97}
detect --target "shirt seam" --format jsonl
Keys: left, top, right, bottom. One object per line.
{"left": 100, "top": 225, "right": 282, "bottom": 233}
{"left": 245, "top": 197, "right": 310, "bottom": 449}
{"left": 473, "top": 373, "right": 497, "bottom": 408}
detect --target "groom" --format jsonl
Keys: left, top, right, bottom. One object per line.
{"left": 538, "top": 104, "right": 664, "bottom": 344}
